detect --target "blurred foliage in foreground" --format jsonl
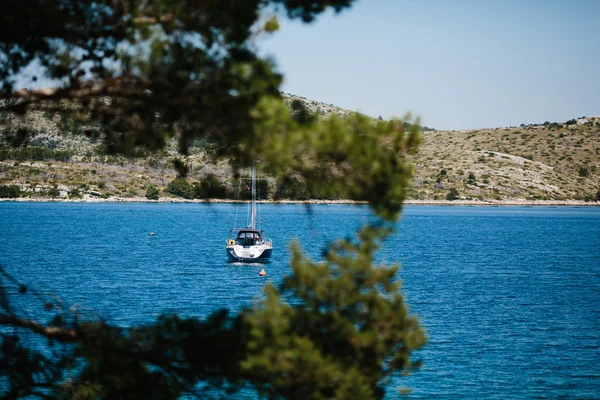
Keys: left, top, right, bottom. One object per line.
{"left": 0, "top": 0, "right": 426, "bottom": 399}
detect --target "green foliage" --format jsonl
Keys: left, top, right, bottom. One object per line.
{"left": 47, "top": 186, "right": 60, "bottom": 198}
{"left": 596, "top": 190, "right": 600, "bottom": 201}
{"left": 145, "top": 185, "right": 160, "bottom": 200}
{"left": 0, "top": 147, "right": 72, "bottom": 162}
{"left": 238, "top": 178, "right": 269, "bottom": 200}
{"left": 290, "top": 99, "right": 317, "bottom": 125}
{"left": 165, "top": 178, "right": 194, "bottom": 199}
{"left": 68, "top": 188, "right": 81, "bottom": 199}
{"left": 467, "top": 172, "right": 476, "bottom": 185}
{"left": 0, "top": 184, "right": 20, "bottom": 198}
{"left": 242, "top": 226, "right": 426, "bottom": 399}
{"left": 0, "top": 0, "right": 353, "bottom": 156}
{"left": 275, "top": 176, "right": 310, "bottom": 200}
{"left": 191, "top": 182, "right": 204, "bottom": 199}
{"left": 579, "top": 165, "right": 590, "bottom": 178}
{"left": 583, "top": 193, "right": 596, "bottom": 202}
{"left": 446, "top": 187, "right": 459, "bottom": 201}
{"left": 264, "top": 15, "right": 280, "bottom": 33}
{"left": 0, "top": 0, "right": 428, "bottom": 398}
{"left": 165, "top": 175, "right": 232, "bottom": 199}
{"left": 250, "top": 98, "right": 420, "bottom": 219}
{"left": 200, "top": 174, "right": 231, "bottom": 199}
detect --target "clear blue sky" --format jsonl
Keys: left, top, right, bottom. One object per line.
{"left": 258, "top": 0, "right": 600, "bottom": 130}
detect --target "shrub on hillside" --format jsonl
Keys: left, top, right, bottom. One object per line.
{"left": 445, "top": 188, "right": 459, "bottom": 201}
{"left": 200, "top": 174, "right": 230, "bottom": 199}
{"left": 145, "top": 185, "right": 160, "bottom": 200}
{"left": 0, "top": 148, "right": 72, "bottom": 162}
{"left": 579, "top": 166, "right": 590, "bottom": 178}
{"left": 192, "top": 182, "right": 204, "bottom": 199}
{"left": 165, "top": 178, "right": 194, "bottom": 199}
{"left": 68, "top": 188, "right": 82, "bottom": 199}
{"left": 47, "top": 186, "right": 60, "bottom": 198}
{"left": 0, "top": 184, "right": 21, "bottom": 198}
{"left": 275, "top": 177, "right": 310, "bottom": 200}
{"left": 238, "top": 179, "right": 269, "bottom": 201}
{"left": 467, "top": 172, "right": 476, "bottom": 185}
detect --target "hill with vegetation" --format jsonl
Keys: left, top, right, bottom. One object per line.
{"left": 0, "top": 96, "right": 598, "bottom": 203}
{"left": 412, "top": 118, "right": 599, "bottom": 202}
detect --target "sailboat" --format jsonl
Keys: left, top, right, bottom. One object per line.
{"left": 225, "top": 162, "right": 273, "bottom": 262}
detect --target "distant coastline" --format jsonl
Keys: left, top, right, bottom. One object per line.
{"left": 1, "top": 196, "right": 598, "bottom": 207}
{"left": 2, "top": 114, "right": 599, "bottom": 206}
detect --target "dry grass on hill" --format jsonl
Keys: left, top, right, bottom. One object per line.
{"left": 412, "top": 119, "right": 599, "bottom": 201}
{"left": 1, "top": 97, "right": 599, "bottom": 202}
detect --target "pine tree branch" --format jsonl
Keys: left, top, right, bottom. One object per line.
{"left": 0, "top": 313, "right": 77, "bottom": 342}
{"left": 6, "top": 77, "right": 148, "bottom": 103}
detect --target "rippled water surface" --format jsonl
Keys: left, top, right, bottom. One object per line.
{"left": 1, "top": 203, "right": 599, "bottom": 398}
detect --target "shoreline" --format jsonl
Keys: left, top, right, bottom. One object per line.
{"left": 1, "top": 196, "right": 598, "bottom": 207}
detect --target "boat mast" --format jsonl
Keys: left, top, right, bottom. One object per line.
{"left": 250, "top": 160, "right": 256, "bottom": 229}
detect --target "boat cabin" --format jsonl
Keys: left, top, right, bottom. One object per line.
{"left": 236, "top": 229, "right": 263, "bottom": 246}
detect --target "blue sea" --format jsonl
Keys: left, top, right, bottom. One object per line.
{"left": 1, "top": 202, "right": 599, "bottom": 399}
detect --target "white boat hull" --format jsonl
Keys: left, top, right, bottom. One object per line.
{"left": 226, "top": 243, "right": 272, "bottom": 262}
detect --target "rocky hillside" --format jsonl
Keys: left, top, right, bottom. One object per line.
{"left": 0, "top": 96, "right": 598, "bottom": 202}
{"left": 281, "top": 92, "right": 360, "bottom": 119}
{"left": 412, "top": 118, "right": 600, "bottom": 201}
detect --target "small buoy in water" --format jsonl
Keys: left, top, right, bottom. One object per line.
{"left": 150, "top": 232, "right": 155, "bottom": 236}
{"left": 259, "top": 269, "right": 266, "bottom": 277}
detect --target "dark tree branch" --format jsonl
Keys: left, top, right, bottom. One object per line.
{"left": 0, "top": 314, "right": 77, "bottom": 342}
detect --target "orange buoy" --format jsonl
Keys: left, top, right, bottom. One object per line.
{"left": 150, "top": 232, "right": 155, "bottom": 236}
{"left": 259, "top": 269, "right": 266, "bottom": 277}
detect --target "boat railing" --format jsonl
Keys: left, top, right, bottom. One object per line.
{"left": 227, "top": 237, "right": 272, "bottom": 247}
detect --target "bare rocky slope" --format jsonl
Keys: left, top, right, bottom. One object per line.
{"left": 1, "top": 95, "right": 599, "bottom": 202}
